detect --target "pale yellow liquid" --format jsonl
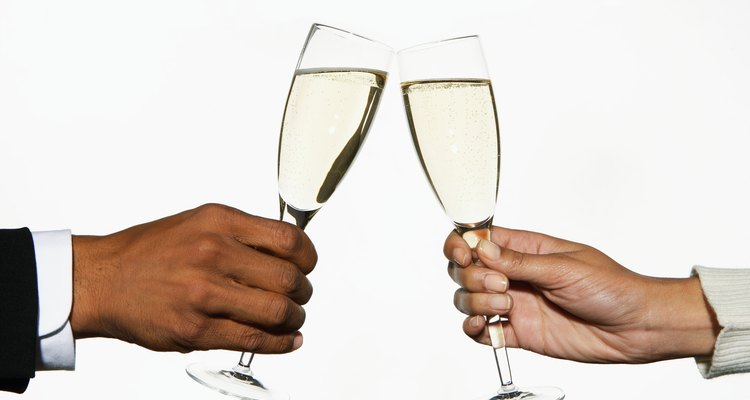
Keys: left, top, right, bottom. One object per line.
{"left": 278, "top": 68, "right": 386, "bottom": 213}
{"left": 402, "top": 79, "right": 500, "bottom": 228}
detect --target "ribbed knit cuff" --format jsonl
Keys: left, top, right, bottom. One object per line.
{"left": 692, "top": 266, "right": 750, "bottom": 378}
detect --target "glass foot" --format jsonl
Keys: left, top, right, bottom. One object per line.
{"left": 476, "top": 386, "right": 564, "bottom": 400}
{"left": 186, "top": 363, "right": 289, "bottom": 400}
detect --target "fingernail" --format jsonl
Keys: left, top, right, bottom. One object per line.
{"left": 489, "top": 294, "right": 510, "bottom": 311}
{"left": 292, "top": 333, "right": 303, "bottom": 350}
{"left": 484, "top": 274, "right": 508, "bottom": 293}
{"left": 478, "top": 239, "right": 500, "bottom": 261}
{"left": 452, "top": 248, "right": 469, "bottom": 266}
{"left": 470, "top": 315, "right": 482, "bottom": 328}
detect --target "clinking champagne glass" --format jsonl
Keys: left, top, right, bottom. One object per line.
{"left": 186, "top": 23, "right": 392, "bottom": 400}
{"left": 398, "top": 36, "right": 564, "bottom": 400}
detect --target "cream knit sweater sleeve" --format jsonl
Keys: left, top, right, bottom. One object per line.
{"left": 692, "top": 266, "right": 750, "bottom": 378}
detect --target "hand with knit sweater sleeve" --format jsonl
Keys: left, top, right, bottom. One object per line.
{"left": 442, "top": 226, "right": 750, "bottom": 375}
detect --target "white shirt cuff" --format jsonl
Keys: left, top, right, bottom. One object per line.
{"left": 31, "top": 230, "right": 75, "bottom": 371}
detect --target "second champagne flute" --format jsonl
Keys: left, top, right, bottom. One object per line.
{"left": 398, "top": 35, "right": 564, "bottom": 400}
{"left": 186, "top": 23, "right": 392, "bottom": 400}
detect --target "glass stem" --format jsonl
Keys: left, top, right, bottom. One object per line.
{"left": 459, "top": 223, "right": 517, "bottom": 393}
{"left": 238, "top": 352, "right": 255, "bottom": 368}
{"left": 279, "top": 197, "right": 318, "bottom": 230}
{"left": 491, "top": 329, "right": 516, "bottom": 391}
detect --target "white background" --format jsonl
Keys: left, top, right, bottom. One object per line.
{"left": 1, "top": 0, "right": 749, "bottom": 399}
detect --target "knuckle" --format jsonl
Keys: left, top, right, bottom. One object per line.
{"left": 195, "top": 203, "right": 224, "bottom": 220}
{"left": 463, "top": 322, "right": 474, "bottom": 337}
{"left": 277, "top": 263, "right": 304, "bottom": 295}
{"left": 303, "top": 247, "right": 318, "bottom": 274}
{"left": 453, "top": 289, "right": 469, "bottom": 314}
{"left": 186, "top": 281, "right": 214, "bottom": 308}
{"left": 177, "top": 316, "right": 211, "bottom": 348}
{"left": 273, "top": 223, "right": 304, "bottom": 254}
{"left": 197, "top": 203, "right": 230, "bottom": 216}
{"left": 467, "top": 267, "right": 485, "bottom": 288}
{"left": 194, "top": 234, "right": 225, "bottom": 262}
{"left": 298, "top": 281, "right": 313, "bottom": 305}
{"left": 240, "top": 330, "right": 267, "bottom": 352}
{"left": 290, "top": 276, "right": 313, "bottom": 305}
{"left": 508, "top": 250, "right": 526, "bottom": 273}
{"left": 195, "top": 203, "right": 238, "bottom": 227}
{"left": 267, "top": 296, "right": 296, "bottom": 327}
{"left": 296, "top": 307, "right": 306, "bottom": 329}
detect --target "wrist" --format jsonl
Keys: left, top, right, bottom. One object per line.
{"left": 71, "top": 235, "right": 115, "bottom": 339}
{"left": 645, "top": 276, "right": 720, "bottom": 361}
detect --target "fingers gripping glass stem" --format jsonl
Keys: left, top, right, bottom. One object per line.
{"left": 223, "top": 206, "right": 307, "bottom": 395}
{"left": 461, "top": 227, "right": 515, "bottom": 392}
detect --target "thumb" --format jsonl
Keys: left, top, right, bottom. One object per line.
{"left": 476, "top": 239, "right": 559, "bottom": 287}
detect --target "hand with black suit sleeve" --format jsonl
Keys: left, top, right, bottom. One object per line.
{"left": 1, "top": 203, "right": 317, "bottom": 394}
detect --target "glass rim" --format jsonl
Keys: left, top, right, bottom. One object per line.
{"left": 397, "top": 35, "right": 480, "bottom": 56}
{"left": 310, "top": 23, "right": 393, "bottom": 52}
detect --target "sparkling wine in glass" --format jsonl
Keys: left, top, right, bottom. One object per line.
{"left": 186, "top": 23, "right": 392, "bottom": 400}
{"left": 398, "top": 35, "right": 564, "bottom": 400}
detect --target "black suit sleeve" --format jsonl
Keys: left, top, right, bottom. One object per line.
{"left": 0, "top": 228, "right": 39, "bottom": 393}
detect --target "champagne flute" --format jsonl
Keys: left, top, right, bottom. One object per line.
{"left": 187, "top": 23, "right": 392, "bottom": 400}
{"left": 398, "top": 36, "right": 564, "bottom": 400}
